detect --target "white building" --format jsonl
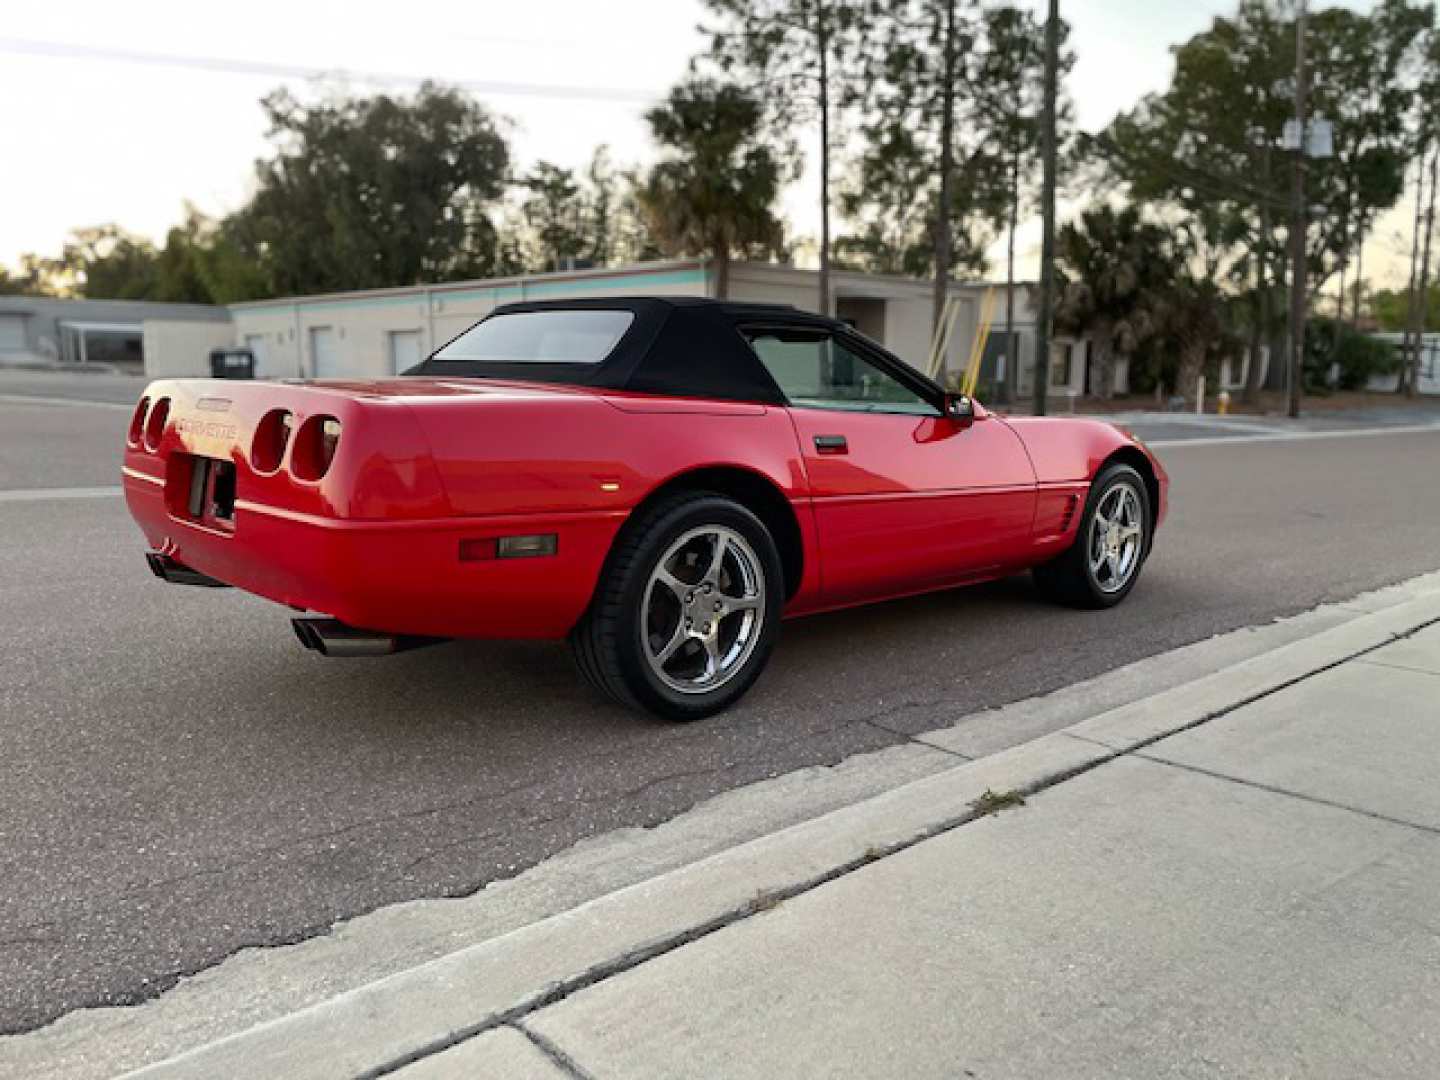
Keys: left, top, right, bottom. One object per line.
{"left": 147, "top": 258, "right": 1099, "bottom": 400}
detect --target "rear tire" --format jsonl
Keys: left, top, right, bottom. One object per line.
{"left": 1034, "top": 463, "right": 1152, "bottom": 610}
{"left": 570, "top": 491, "right": 784, "bottom": 721}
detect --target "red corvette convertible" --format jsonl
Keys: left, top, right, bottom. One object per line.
{"left": 124, "top": 297, "right": 1167, "bottom": 719}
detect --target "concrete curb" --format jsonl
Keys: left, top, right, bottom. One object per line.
{"left": 124, "top": 585, "right": 1440, "bottom": 1080}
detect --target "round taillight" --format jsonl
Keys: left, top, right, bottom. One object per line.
{"left": 127, "top": 396, "right": 150, "bottom": 447}
{"left": 291, "top": 415, "right": 342, "bottom": 481}
{"left": 143, "top": 397, "right": 171, "bottom": 451}
{"left": 251, "top": 409, "right": 293, "bottom": 475}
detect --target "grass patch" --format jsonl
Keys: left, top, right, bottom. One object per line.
{"left": 970, "top": 788, "right": 1027, "bottom": 817}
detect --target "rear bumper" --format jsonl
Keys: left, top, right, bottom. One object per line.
{"left": 124, "top": 468, "right": 623, "bottom": 640}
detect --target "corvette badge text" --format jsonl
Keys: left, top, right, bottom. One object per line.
{"left": 174, "top": 418, "right": 238, "bottom": 441}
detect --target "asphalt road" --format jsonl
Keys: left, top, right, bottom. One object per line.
{"left": 2, "top": 375, "right": 1440, "bottom": 1034}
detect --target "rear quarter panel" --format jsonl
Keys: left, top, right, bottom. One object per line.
{"left": 405, "top": 390, "right": 821, "bottom": 616}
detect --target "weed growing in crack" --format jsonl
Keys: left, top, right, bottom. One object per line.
{"left": 970, "top": 788, "right": 1027, "bottom": 816}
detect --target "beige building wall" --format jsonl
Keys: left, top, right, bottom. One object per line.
{"left": 141, "top": 319, "right": 235, "bottom": 379}
{"left": 220, "top": 258, "right": 1089, "bottom": 399}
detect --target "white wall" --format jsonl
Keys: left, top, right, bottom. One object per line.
{"left": 220, "top": 260, "right": 1108, "bottom": 401}
{"left": 141, "top": 319, "right": 235, "bottom": 378}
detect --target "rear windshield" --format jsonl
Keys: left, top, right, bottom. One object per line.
{"left": 433, "top": 310, "right": 634, "bottom": 365}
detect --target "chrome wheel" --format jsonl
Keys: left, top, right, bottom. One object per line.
{"left": 642, "top": 525, "right": 766, "bottom": 695}
{"left": 1089, "top": 482, "right": 1145, "bottom": 594}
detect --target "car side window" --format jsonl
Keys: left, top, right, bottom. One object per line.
{"left": 745, "top": 329, "right": 937, "bottom": 416}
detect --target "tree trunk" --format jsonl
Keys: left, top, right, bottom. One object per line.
{"left": 1093, "top": 327, "right": 1114, "bottom": 400}
{"left": 1336, "top": 247, "right": 1348, "bottom": 326}
{"left": 931, "top": 0, "right": 957, "bottom": 344}
{"left": 1247, "top": 287, "right": 1263, "bottom": 399}
{"left": 1001, "top": 143, "right": 1020, "bottom": 406}
{"left": 1351, "top": 215, "right": 1366, "bottom": 329}
{"left": 817, "top": 3, "right": 832, "bottom": 318}
{"left": 1407, "top": 147, "right": 1438, "bottom": 399}
{"left": 1244, "top": 253, "right": 1267, "bottom": 406}
{"left": 714, "top": 248, "right": 731, "bottom": 300}
{"left": 1095, "top": 350, "right": 1114, "bottom": 400}
{"left": 1178, "top": 340, "right": 1206, "bottom": 407}
{"left": 1244, "top": 148, "right": 1272, "bottom": 406}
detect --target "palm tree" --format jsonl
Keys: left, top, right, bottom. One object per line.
{"left": 638, "top": 79, "right": 788, "bottom": 299}
{"left": 1162, "top": 274, "right": 1240, "bottom": 405}
{"left": 1053, "top": 205, "right": 1173, "bottom": 398}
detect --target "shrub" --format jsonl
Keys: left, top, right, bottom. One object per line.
{"left": 1305, "top": 319, "right": 1400, "bottom": 392}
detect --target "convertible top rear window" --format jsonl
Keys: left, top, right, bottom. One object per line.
{"left": 434, "top": 310, "right": 633, "bottom": 365}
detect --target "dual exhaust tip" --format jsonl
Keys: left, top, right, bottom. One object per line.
{"left": 146, "top": 552, "right": 229, "bottom": 589}
{"left": 291, "top": 617, "right": 443, "bottom": 658}
{"left": 145, "top": 552, "right": 442, "bottom": 658}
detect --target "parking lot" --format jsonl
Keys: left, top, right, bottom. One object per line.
{"left": 3, "top": 371, "right": 1440, "bottom": 1035}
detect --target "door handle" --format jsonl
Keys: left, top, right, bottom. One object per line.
{"left": 813, "top": 435, "right": 848, "bottom": 454}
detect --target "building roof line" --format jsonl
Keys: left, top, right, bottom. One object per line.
{"left": 228, "top": 258, "right": 710, "bottom": 312}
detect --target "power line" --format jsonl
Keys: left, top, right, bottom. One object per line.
{"left": 0, "top": 37, "right": 661, "bottom": 105}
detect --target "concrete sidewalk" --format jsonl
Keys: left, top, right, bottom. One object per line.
{"left": 519, "top": 620, "right": 1440, "bottom": 1079}
{"left": 108, "top": 584, "right": 1440, "bottom": 1080}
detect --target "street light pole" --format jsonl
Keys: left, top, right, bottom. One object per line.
{"left": 1032, "top": 0, "right": 1059, "bottom": 416}
{"left": 1286, "top": 0, "right": 1309, "bottom": 419}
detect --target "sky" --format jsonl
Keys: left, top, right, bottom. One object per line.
{"left": 0, "top": 0, "right": 1417, "bottom": 290}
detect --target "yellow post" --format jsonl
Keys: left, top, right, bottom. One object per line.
{"left": 963, "top": 288, "right": 998, "bottom": 397}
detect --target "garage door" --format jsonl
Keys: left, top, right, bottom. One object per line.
{"left": 0, "top": 315, "right": 26, "bottom": 353}
{"left": 388, "top": 329, "right": 422, "bottom": 374}
{"left": 309, "top": 327, "right": 339, "bottom": 378}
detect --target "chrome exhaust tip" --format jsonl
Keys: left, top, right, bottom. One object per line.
{"left": 290, "top": 617, "right": 443, "bottom": 658}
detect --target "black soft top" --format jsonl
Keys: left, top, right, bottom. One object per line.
{"left": 406, "top": 296, "right": 851, "bottom": 406}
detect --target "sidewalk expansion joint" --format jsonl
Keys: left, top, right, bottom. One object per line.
{"left": 1063, "top": 614, "right": 1440, "bottom": 765}
{"left": 1354, "top": 657, "right": 1440, "bottom": 679}
{"left": 1130, "top": 754, "right": 1440, "bottom": 838}
{"left": 509, "top": 1020, "right": 597, "bottom": 1080}
{"left": 357, "top": 610, "right": 1440, "bottom": 1080}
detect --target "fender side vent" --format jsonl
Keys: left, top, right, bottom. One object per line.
{"left": 1058, "top": 493, "right": 1080, "bottom": 534}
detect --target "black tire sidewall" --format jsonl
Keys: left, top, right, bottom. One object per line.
{"left": 610, "top": 496, "right": 784, "bottom": 720}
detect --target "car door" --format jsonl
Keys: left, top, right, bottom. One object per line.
{"left": 744, "top": 325, "right": 1036, "bottom": 608}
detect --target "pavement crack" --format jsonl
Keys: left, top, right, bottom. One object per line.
{"left": 853, "top": 698, "right": 974, "bottom": 761}
{"left": 396, "top": 829, "right": 504, "bottom": 879}
{"left": 1132, "top": 753, "right": 1440, "bottom": 838}
{"left": 1354, "top": 657, "right": 1440, "bottom": 679}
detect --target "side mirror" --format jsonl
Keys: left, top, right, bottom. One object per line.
{"left": 944, "top": 394, "right": 986, "bottom": 424}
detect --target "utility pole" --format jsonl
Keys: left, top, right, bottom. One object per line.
{"left": 1286, "top": 0, "right": 1309, "bottom": 419}
{"left": 1032, "top": 0, "right": 1059, "bottom": 417}
{"left": 932, "top": 0, "right": 958, "bottom": 340}
{"left": 816, "top": 1, "right": 832, "bottom": 317}
{"left": 1407, "top": 147, "right": 1438, "bottom": 398}
{"left": 1400, "top": 154, "right": 1427, "bottom": 393}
